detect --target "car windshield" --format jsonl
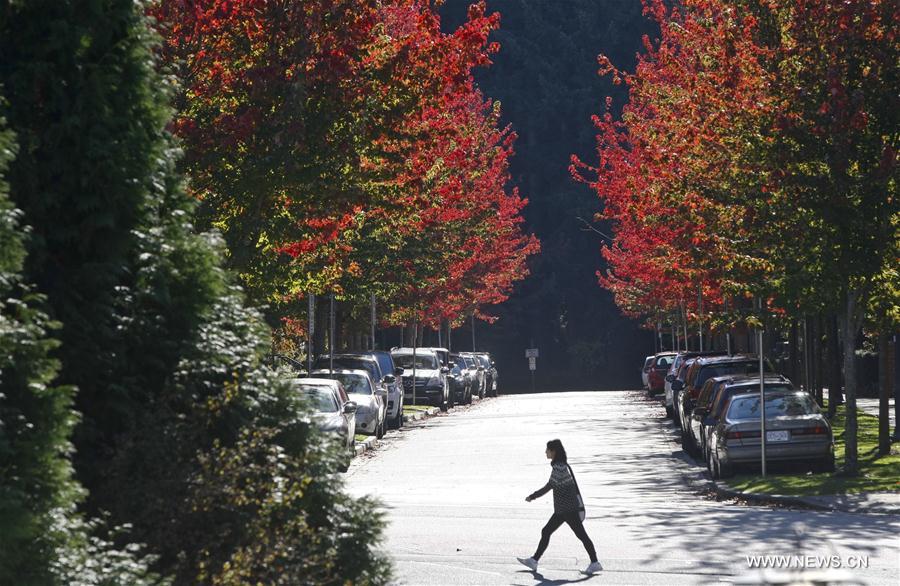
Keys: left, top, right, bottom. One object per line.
{"left": 711, "top": 384, "right": 794, "bottom": 417}
{"left": 453, "top": 357, "right": 466, "bottom": 369}
{"left": 697, "top": 361, "right": 770, "bottom": 387}
{"left": 300, "top": 386, "right": 337, "bottom": 412}
{"left": 315, "top": 357, "right": 380, "bottom": 381}
{"left": 329, "top": 373, "right": 372, "bottom": 395}
{"left": 373, "top": 354, "right": 394, "bottom": 377}
{"left": 392, "top": 353, "right": 438, "bottom": 369}
{"left": 463, "top": 356, "right": 475, "bottom": 368}
{"left": 478, "top": 355, "right": 491, "bottom": 368}
{"left": 727, "top": 393, "right": 819, "bottom": 420}
{"left": 655, "top": 355, "right": 675, "bottom": 368}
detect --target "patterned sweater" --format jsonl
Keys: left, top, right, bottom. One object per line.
{"left": 529, "top": 461, "right": 581, "bottom": 513}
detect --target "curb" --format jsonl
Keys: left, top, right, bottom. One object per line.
{"left": 353, "top": 406, "right": 442, "bottom": 457}
{"left": 646, "top": 393, "right": 900, "bottom": 516}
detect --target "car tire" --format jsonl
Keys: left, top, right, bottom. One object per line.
{"left": 665, "top": 405, "right": 674, "bottom": 418}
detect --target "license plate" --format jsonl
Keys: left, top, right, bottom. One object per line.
{"left": 766, "top": 430, "right": 789, "bottom": 442}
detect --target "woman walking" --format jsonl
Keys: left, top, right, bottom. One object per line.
{"left": 517, "top": 439, "right": 601, "bottom": 575}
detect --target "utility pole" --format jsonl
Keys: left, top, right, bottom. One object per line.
{"left": 471, "top": 314, "right": 476, "bottom": 352}
{"left": 698, "top": 283, "right": 704, "bottom": 352}
{"left": 307, "top": 293, "right": 315, "bottom": 373}
{"left": 329, "top": 293, "right": 335, "bottom": 374}
{"left": 412, "top": 315, "right": 417, "bottom": 407}
{"left": 758, "top": 297, "right": 767, "bottom": 477}
{"left": 370, "top": 294, "right": 376, "bottom": 351}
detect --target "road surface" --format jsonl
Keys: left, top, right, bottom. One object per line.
{"left": 345, "top": 391, "right": 899, "bottom": 585}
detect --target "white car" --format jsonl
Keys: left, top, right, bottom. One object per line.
{"left": 641, "top": 355, "right": 654, "bottom": 389}
{"left": 294, "top": 378, "right": 357, "bottom": 450}
{"left": 310, "top": 369, "right": 387, "bottom": 438}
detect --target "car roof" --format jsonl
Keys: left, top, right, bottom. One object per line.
{"left": 728, "top": 389, "right": 806, "bottom": 401}
{"left": 655, "top": 351, "right": 677, "bottom": 357}
{"left": 310, "top": 368, "right": 372, "bottom": 379}
{"left": 318, "top": 353, "right": 377, "bottom": 361}
{"left": 695, "top": 354, "right": 760, "bottom": 366}
{"left": 392, "top": 347, "right": 438, "bottom": 355}
{"left": 295, "top": 377, "right": 341, "bottom": 390}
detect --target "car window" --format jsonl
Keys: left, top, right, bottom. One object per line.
{"left": 331, "top": 373, "right": 372, "bottom": 395}
{"left": 727, "top": 393, "right": 818, "bottom": 420}
{"left": 463, "top": 356, "right": 475, "bottom": 368}
{"left": 697, "top": 361, "right": 771, "bottom": 388}
{"left": 655, "top": 355, "right": 674, "bottom": 368}
{"left": 302, "top": 387, "right": 337, "bottom": 412}
{"left": 712, "top": 384, "right": 793, "bottom": 418}
{"left": 392, "top": 353, "right": 438, "bottom": 369}
{"left": 315, "top": 357, "right": 381, "bottom": 382}
{"left": 374, "top": 353, "right": 394, "bottom": 377}
{"left": 698, "top": 380, "right": 719, "bottom": 406}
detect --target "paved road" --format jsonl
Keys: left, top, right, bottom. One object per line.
{"left": 345, "top": 391, "right": 900, "bottom": 585}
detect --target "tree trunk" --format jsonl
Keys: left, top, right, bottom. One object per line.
{"left": 878, "top": 331, "right": 890, "bottom": 455}
{"left": 814, "top": 315, "right": 824, "bottom": 406}
{"left": 839, "top": 291, "right": 862, "bottom": 475}
{"left": 827, "top": 314, "right": 843, "bottom": 418}
{"left": 789, "top": 319, "right": 799, "bottom": 383}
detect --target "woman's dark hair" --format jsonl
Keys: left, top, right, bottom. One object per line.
{"left": 546, "top": 439, "right": 567, "bottom": 464}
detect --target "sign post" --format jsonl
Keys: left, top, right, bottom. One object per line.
{"left": 526, "top": 348, "right": 538, "bottom": 393}
{"left": 758, "top": 297, "right": 767, "bottom": 478}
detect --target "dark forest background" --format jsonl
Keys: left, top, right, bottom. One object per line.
{"left": 438, "top": 1, "right": 658, "bottom": 391}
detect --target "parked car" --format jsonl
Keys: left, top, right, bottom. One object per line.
{"left": 707, "top": 390, "right": 835, "bottom": 478}
{"left": 391, "top": 348, "right": 451, "bottom": 410}
{"left": 641, "top": 355, "right": 654, "bottom": 389}
{"left": 315, "top": 352, "right": 404, "bottom": 430}
{"left": 448, "top": 353, "right": 473, "bottom": 404}
{"left": 664, "top": 351, "right": 728, "bottom": 418}
{"left": 648, "top": 352, "right": 677, "bottom": 394}
{"left": 693, "top": 375, "right": 796, "bottom": 463}
{"left": 474, "top": 352, "right": 498, "bottom": 396}
{"left": 670, "top": 356, "right": 700, "bottom": 427}
{"left": 294, "top": 377, "right": 357, "bottom": 451}
{"left": 460, "top": 353, "right": 484, "bottom": 399}
{"left": 675, "top": 354, "right": 774, "bottom": 447}
{"left": 365, "top": 350, "right": 405, "bottom": 429}
{"left": 309, "top": 369, "right": 387, "bottom": 438}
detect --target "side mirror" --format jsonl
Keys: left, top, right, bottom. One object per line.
{"left": 375, "top": 388, "right": 388, "bottom": 398}
{"left": 440, "top": 366, "right": 450, "bottom": 374}
{"left": 491, "top": 361, "right": 496, "bottom": 367}
{"left": 665, "top": 374, "right": 675, "bottom": 383}
{"left": 343, "top": 402, "right": 357, "bottom": 414}
{"left": 672, "top": 380, "right": 684, "bottom": 391}
{"left": 383, "top": 374, "right": 396, "bottom": 384}
{"left": 394, "top": 366, "right": 404, "bottom": 375}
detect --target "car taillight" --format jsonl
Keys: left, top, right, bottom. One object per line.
{"left": 792, "top": 426, "right": 827, "bottom": 436}
{"left": 726, "top": 430, "right": 761, "bottom": 440}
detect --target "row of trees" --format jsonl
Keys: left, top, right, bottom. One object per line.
{"left": 574, "top": 0, "right": 898, "bottom": 473}
{"left": 152, "top": 0, "right": 539, "bottom": 339}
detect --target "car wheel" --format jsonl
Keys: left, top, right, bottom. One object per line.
{"left": 680, "top": 427, "right": 693, "bottom": 454}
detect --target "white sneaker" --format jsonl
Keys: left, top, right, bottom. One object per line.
{"left": 583, "top": 561, "right": 603, "bottom": 574}
{"left": 517, "top": 557, "right": 538, "bottom": 571}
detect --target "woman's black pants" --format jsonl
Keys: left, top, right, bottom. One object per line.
{"left": 532, "top": 511, "right": 597, "bottom": 562}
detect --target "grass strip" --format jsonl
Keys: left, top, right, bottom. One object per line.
{"left": 727, "top": 404, "right": 899, "bottom": 495}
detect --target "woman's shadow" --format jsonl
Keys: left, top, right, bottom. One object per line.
{"left": 514, "top": 569, "right": 596, "bottom": 585}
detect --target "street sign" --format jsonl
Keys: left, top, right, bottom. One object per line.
{"left": 525, "top": 348, "right": 539, "bottom": 358}
{"left": 528, "top": 356, "right": 536, "bottom": 371}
